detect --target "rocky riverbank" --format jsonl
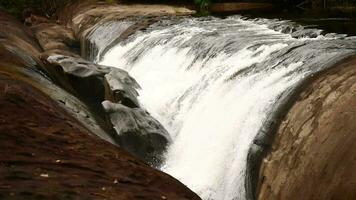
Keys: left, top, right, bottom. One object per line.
{"left": 1, "top": 0, "right": 355, "bottom": 200}
{"left": 0, "top": 2, "right": 201, "bottom": 200}
{"left": 256, "top": 55, "right": 356, "bottom": 200}
{"left": 29, "top": 0, "right": 195, "bottom": 164}
{"left": 0, "top": 73, "right": 200, "bottom": 200}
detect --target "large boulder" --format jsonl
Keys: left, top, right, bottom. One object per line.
{"left": 103, "top": 101, "right": 171, "bottom": 166}
{"left": 46, "top": 55, "right": 172, "bottom": 164}
{"left": 257, "top": 56, "right": 356, "bottom": 200}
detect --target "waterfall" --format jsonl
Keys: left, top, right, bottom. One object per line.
{"left": 99, "top": 16, "right": 356, "bottom": 200}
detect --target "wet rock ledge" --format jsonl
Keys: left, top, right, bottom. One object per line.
{"left": 256, "top": 56, "right": 356, "bottom": 200}
{"left": 30, "top": 1, "right": 194, "bottom": 165}
{"left": 0, "top": 2, "right": 200, "bottom": 200}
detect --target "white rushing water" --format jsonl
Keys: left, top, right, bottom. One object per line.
{"left": 100, "top": 16, "right": 356, "bottom": 200}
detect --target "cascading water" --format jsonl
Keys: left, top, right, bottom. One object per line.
{"left": 99, "top": 16, "right": 356, "bottom": 200}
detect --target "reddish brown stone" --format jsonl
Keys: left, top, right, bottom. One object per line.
{"left": 257, "top": 56, "right": 356, "bottom": 200}
{"left": 0, "top": 8, "right": 201, "bottom": 200}
{"left": 0, "top": 73, "right": 201, "bottom": 200}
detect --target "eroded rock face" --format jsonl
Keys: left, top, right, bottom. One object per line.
{"left": 25, "top": 1, "right": 195, "bottom": 164}
{"left": 31, "top": 22, "right": 79, "bottom": 57}
{"left": 0, "top": 11, "right": 114, "bottom": 144}
{"left": 104, "top": 66, "right": 141, "bottom": 107}
{"left": 257, "top": 56, "right": 356, "bottom": 200}
{"left": 0, "top": 7, "right": 201, "bottom": 200}
{"left": 46, "top": 54, "right": 172, "bottom": 164}
{"left": 103, "top": 101, "right": 171, "bottom": 166}
{"left": 0, "top": 74, "right": 200, "bottom": 200}
{"left": 57, "top": 1, "right": 195, "bottom": 61}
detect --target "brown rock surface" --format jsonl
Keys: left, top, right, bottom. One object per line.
{"left": 0, "top": 10, "right": 114, "bottom": 144}
{"left": 0, "top": 6, "right": 201, "bottom": 200}
{"left": 0, "top": 74, "right": 201, "bottom": 200}
{"left": 32, "top": 22, "right": 79, "bottom": 57}
{"left": 57, "top": 1, "right": 195, "bottom": 60}
{"left": 257, "top": 56, "right": 356, "bottom": 200}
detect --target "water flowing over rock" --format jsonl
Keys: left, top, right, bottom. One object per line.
{"left": 101, "top": 15, "right": 356, "bottom": 200}
{"left": 1, "top": 0, "right": 356, "bottom": 199}
{"left": 57, "top": 1, "right": 195, "bottom": 61}
{"left": 37, "top": 1, "right": 196, "bottom": 164}
{"left": 257, "top": 55, "right": 356, "bottom": 200}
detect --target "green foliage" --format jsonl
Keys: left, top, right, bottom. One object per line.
{"left": 193, "top": 0, "right": 213, "bottom": 15}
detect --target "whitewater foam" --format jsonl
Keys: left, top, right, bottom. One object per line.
{"left": 100, "top": 16, "right": 356, "bottom": 200}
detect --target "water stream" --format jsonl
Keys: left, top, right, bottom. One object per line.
{"left": 99, "top": 16, "right": 356, "bottom": 200}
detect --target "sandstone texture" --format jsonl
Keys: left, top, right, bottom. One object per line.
{"left": 257, "top": 56, "right": 356, "bottom": 200}
{"left": 21, "top": 0, "right": 196, "bottom": 163}
{"left": 0, "top": 74, "right": 200, "bottom": 200}
{"left": 0, "top": 2, "right": 201, "bottom": 199}
{"left": 58, "top": 1, "right": 195, "bottom": 60}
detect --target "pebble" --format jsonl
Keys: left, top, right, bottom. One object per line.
{"left": 40, "top": 174, "right": 49, "bottom": 178}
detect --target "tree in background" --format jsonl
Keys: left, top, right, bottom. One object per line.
{"left": 194, "top": 0, "right": 213, "bottom": 14}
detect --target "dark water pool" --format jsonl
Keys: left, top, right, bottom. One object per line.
{"left": 216, "top": 8, "right": 356, "bottom": 36}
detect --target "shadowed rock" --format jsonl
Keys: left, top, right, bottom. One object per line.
{"left": 0, "top": 74, "right": 200, "bottom": 200}
{"left": 103, "top": 101, "right": 171, "bottom": 166}
{"left": 46, "top": 54, "right": 171, "bottom": 164}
